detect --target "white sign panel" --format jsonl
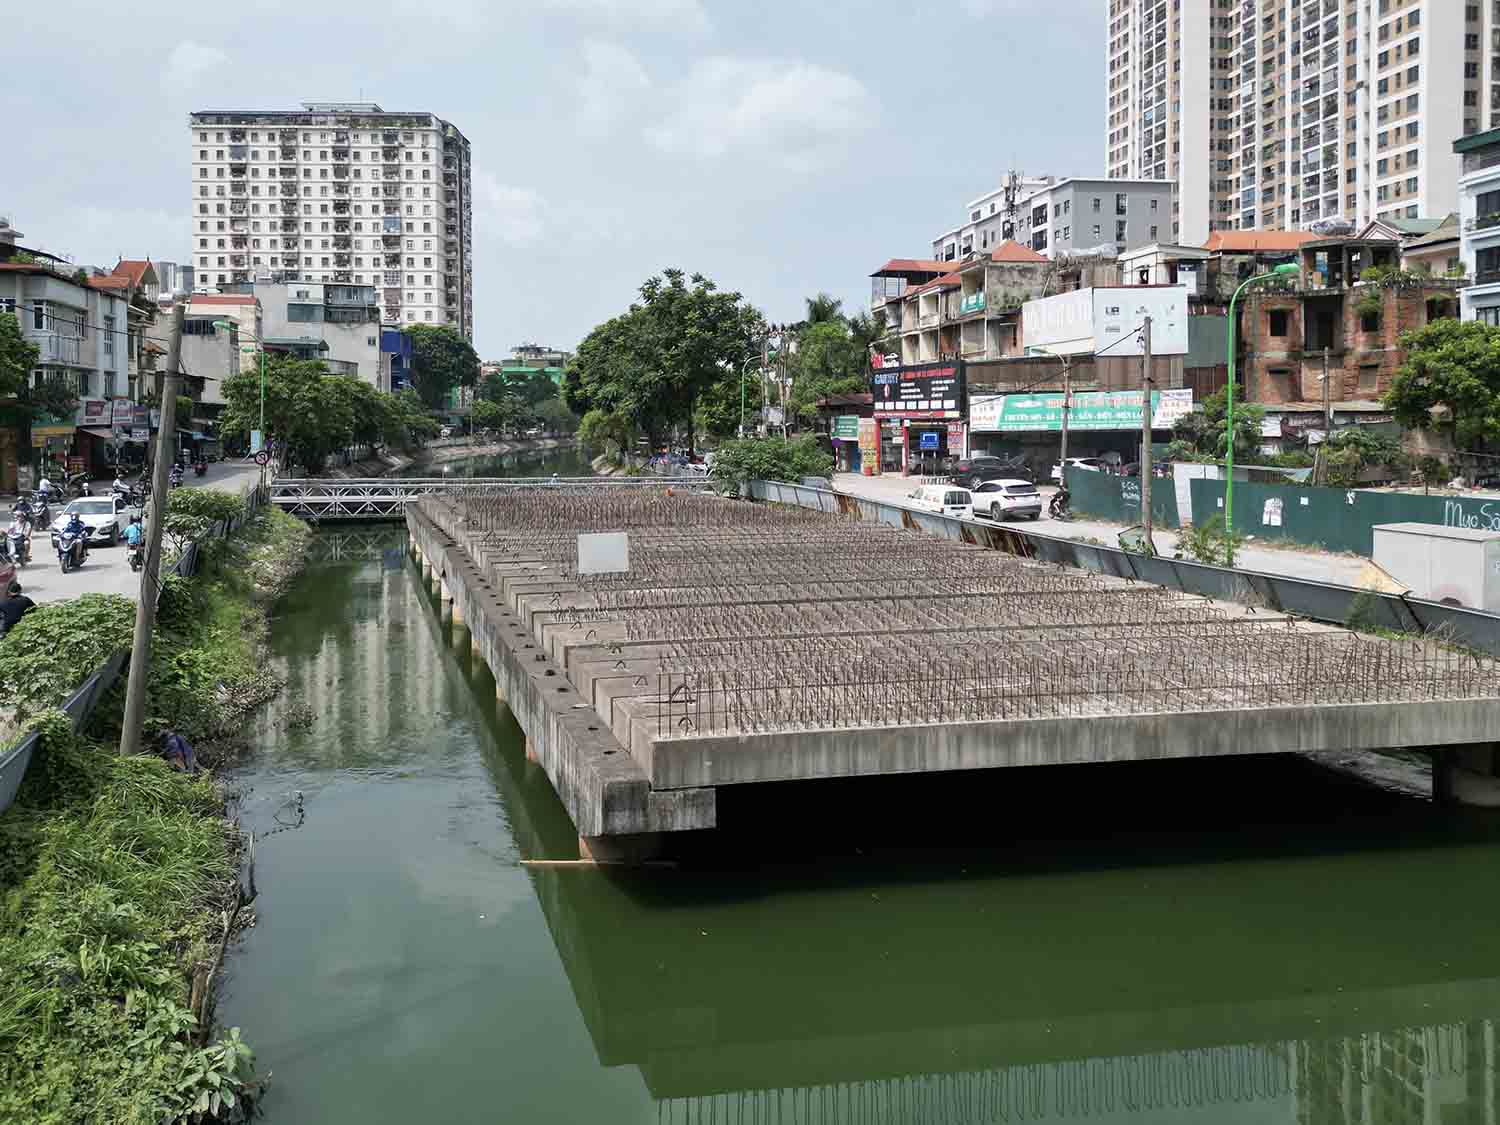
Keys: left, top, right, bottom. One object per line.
{"left": 1092, "top": 286, "right": 1188, "bottom": 356}
{"left": 968, "top": 395, "right": 1004, "bottom": 432}
{"left": 577, "top": 532, "right": 630, "bottom": 575}
{"left": 1021, "top": 289, "right": 1095, "bottom": 356}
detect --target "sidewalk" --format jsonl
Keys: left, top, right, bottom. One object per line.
{"left": 831, "top": 471, "right": 1376, "bottom": 588}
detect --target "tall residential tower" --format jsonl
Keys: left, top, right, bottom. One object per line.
{"left": 1107, "top": 1, "right": 1494, "bottom": 243}
{"left": 187, "top": 102, "right": 473, "bottom": 338}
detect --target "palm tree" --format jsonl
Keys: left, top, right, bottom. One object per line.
{"left": 804, "top": 293, "right": 845, "bottom": 325}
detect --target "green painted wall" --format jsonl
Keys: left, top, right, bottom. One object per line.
{"left": 1066, "top": 467, "right": 1181, "bottom": 528}
{"left": 1187, "top": 478, "right": 1491, "bottom": 555}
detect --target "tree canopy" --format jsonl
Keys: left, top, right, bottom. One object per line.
{"left": 217, "top": 356, "right": 434, "bottom": 473}
{"left": 1167, "top": 385, "right": 1264, "bottom": 464}
{"left": 0, "top": 311, "right": 78, "bottom": 428}
{"left": 404, "top": 325, "right": 481, "bottom": 409}
{"left": 566, "top": 269, "right": 762, "bottom": 452}
{"left": 1385, "top": 318, "right": 1500, "bottom": 450}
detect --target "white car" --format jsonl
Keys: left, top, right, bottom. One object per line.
{"left": 907, "top": 484, "right": 972, "bottom": 519}
{"left": 970, "top": 479, "right": 1043, "bottom": 521}
{"left": 1050, "top": 457, "right": 1107, "bottom": 483}
{"left": 50, "top": 496, "right": 130, "bottom": 547}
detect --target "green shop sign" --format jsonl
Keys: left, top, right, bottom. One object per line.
{"left": 970, "top": 389, "right": 1194, "bottom": 432}
{"left": 831, "top": 415, "right": 861, "bottom": 440}
{"left": 959, "top": 292, "right": 985, "bottom": 315}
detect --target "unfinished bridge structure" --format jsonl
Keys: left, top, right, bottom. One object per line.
{"left": 404, "top": 486, "right": 1500, "bottom": 853}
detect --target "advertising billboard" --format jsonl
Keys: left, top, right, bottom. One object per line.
{"left": 1021, "top": 286, "right": 1189, "bottom": 357}
{"left": 870, "top": 362, "right": 966, "bottom": 420}
{"left": 970, "top": 388, "right": 1193, "bottom": 432}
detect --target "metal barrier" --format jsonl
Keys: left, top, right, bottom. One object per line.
{"left": 270, "top": 475, "right": 708, "bottom": 521}
{"left": 750, "top": 479, "right": 1500, "bottom": 658}
{"left": 0, "top": 649, "right": 127, "bottom": 814}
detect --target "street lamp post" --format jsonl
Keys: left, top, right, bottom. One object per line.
{"left": 1224, "top": 262, "right": 1299, "bottom": 566}
{"left": 738, "top": 354, "right": 759, "bottom": 438}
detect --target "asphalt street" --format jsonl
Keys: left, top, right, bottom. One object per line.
{"left": 12, "top": 461, "right": 262, "bottom": 606}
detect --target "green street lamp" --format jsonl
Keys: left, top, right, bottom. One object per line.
{"left": 1224, "top": 262, "right": 1299, "bottom": 566}
{"left": 213, "top": 319, "right": 265, "bottom": 451}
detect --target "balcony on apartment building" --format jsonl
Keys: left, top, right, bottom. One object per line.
{"left": 381, "top": 186, "right": 400, "bottom": 198}
{"left": 281, "top": 221, "right": 300, "bottom": 236}
{"left": 332, "top": 199, "right": 350, "bottom": 214}
{"left": 229, "top": 129, "right": 246, "bottom": 143}
{"left": 383, "top": 253, "right": 402, "bottom": 268}
{"left": 229, "top": 183, "right": 247, "bottom": 196}
{"left": 332, "top": 183, "right": 350, "bottom": 196}
{"left": 279, "top": 144, "right": 297, "bottom": 160}
{"left": 230, "top": 202, "right": 248, "bottom": 216}
{"left": 280, "top": 183, "right": 299, "bottom": 198}
{"left": 382, "top": 216, "right": 402, "bottom": 234}
{"left": 333, "top": 235, "right": 352, "bottom": 250}
{"left": 333, "top": 220, "right": 350, "bottom": 234}
{"left": 31, "top": 332, "right": 84, "bottom": 367}
{"left": 332, "top": 167, "right": 349, "bottom": 180}
{"left": 332, "top": 146, "right": 349, "bottom": 161}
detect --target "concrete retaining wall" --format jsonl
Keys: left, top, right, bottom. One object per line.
{"left": 405, "top": 501, "right": 715, "bottom": 838}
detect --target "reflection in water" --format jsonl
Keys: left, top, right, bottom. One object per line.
{"left": 226, "top": 523, "right": 1500, "bottom": 1125}
{"left": 392, "top": 441, "right": 594, "bottom": 479}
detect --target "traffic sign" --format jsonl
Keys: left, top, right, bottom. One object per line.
{"left": 254, "top": 451, "right": 270, "bottom": 466}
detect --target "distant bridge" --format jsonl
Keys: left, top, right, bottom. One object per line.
{"left": 270, "top": 475, "right": 707, "bottom": 521}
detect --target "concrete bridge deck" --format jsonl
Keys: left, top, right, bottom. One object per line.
{"left": 404, "top": 486, "right": 1500, "bottom": 845}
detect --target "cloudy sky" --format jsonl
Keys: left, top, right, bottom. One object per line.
{"left": 8, "top": 0, "right": 1103, "bottom": 358}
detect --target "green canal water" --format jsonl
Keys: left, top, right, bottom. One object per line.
{"left": 391, "top": 441, "right": 596, "bottom": 479}
{"left": 223, "top": 452, "right": 1500, "bottom": 1123}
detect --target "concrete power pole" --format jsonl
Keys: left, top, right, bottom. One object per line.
{"left": 1057, "top": 357, "right": 1072, "bottom": 480}
{"left": 119, "top": 303, "right": 184, "bottom": 758}
{"left": 1140, "top": 316, "right": 1155, "bottom": 554}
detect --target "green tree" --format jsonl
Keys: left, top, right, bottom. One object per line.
{"left": 1385, "top": 318, "right": 1500, "bottom": 450}
{"left": 804, "top": 293, "right": 845, "bottom": 325}
{"left": 787, "top": 320, "right": 865, "bottom": 424}
{"left": 0, "top": 311, "right": 39, "bottom": 398}
{"left": 708, "top": 435, "right": 834, "bottom": 489}
{"left": 1169, "top": 385, "right": 1264, "bottom": 463}
{"left": 218, "top": 356, "right": 354, "bottom": 473}
{"left": 533, "top": 397, "right": 579, "bottom": 434}
{"left": 470, "top": 399, "right": 506, "bottom": 433}
{"left": 568, "top": 270, "right": 762, "bottom": 453}
{"left": 577, "top": 408, "right": 637, "bottom": 463}
{"left": 403, "top": 325, "right": 480, "bottom": 409}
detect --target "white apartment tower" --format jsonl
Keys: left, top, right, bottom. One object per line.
{"left": 1107, "top": 1, "right": 1496, "bottom": 244}
{"left": 188, "top": 102, "right": 473, "bottom": 339}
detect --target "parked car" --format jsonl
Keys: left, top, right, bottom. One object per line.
{"left": 970, "top": 479, "right": 1043, "bottom": 521}
{"left": 1050, "top": 457, "right": 1107, "bottom": 483}
{"left": 907, "top": 484, "right": 973, "bottom": 519}
{"left": 49, "top": 497, "right": 129, "bottom": 547}
{"left": 951, "top": 454, "right": 1032, "bottom": 489}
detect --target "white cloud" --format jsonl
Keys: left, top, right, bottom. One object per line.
{"left": 542, "top": 0, "right": 708, "bottom": 35}
{"left": 161, "top": 42, "right": 229, "bottom": 97}
{"left": 577, "top": 41, "right": 652, "bottom": 132}
{"left": 647, "top": 59, "right": 873, "bottom": 173}
{"left": 472, "top": 172, "right": 549, "bottom": 245}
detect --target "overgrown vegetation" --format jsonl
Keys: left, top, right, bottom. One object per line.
{"left": 0, "top": 716, "right": 260, "bottom": 1124}
{"left": 1166, "top": 386, "right": 1264, "bottom": 465}
{"left": 1177, "top": 515, "right": 1247, "bottom": 567}
{"left": 0, "top": 503, "right": 311, "bottom": 1122}
{"left": 708, "top": 436, "right": 833, "bottom": 491}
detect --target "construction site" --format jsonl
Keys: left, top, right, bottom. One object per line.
{"left": 405, "top": 485, "right": 1500, "bottom": 849}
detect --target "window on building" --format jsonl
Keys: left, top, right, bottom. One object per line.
{"left": 1268, "top": 309, "right": 1289, "bottom": 336}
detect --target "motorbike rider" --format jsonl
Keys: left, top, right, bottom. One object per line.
{"left": 168, "top": 461, "right": 185, "bottom": 488}
{"left": 6, "top": 510, "right": 31, "bottom": 564}
{"left": 124, "top": 514, "right": 144, "bottom": 552}
{"left": 0, "top": 581, "right": 35, "bottom": 637}
{"left": 60, "top": 509, "right": 88, "bottom": 556}
{"left": 36, "top": 473, "right": 54, "bottom": 501}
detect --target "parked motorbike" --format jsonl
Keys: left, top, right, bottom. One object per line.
{"left": 56, "top": 527, "right": 87, "bottom": 574}
{"left": 127, "top": 542, "right": 144, "bottom": 573}
{"left": 111, "top": 478, "right": 145, "bottom": 508}
{"left": 28, "top": 493, "right": 52, "bottom": 529}
{"left": 193, "top": 459, "right": 207, "bottom": 478}
{"left": 6, "top": 517, "right": 30, "bottom": 567}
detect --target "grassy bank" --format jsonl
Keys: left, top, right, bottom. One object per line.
{"left": 0, "top": 499, "right": 311, "bottom": 1122}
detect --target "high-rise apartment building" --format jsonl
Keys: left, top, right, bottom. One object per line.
{"left": 187, "top": 102, "right": 473, "bottom": 339}
{"left": 1107, "top": 1, "right": 1493, "bottom": 244}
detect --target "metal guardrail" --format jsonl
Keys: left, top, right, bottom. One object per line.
{"left": 0, "top": 649, "right": 127, "bottom": 814}
{"left": 270, "top": 475, "right": 708, "bottom": 521}
{"left": 750, "top": 479, "right": 1500, "bottom": 657}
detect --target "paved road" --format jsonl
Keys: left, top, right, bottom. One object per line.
{"left": 831, "top": 471, "right": 1375, "bottom": 588}
{"left": 13, "top": 462, "right": 262, "bottom": 606}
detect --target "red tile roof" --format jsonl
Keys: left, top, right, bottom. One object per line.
{"left": 111, "top": 259, "right": 155, "bottom": 287}
{"left": 989, "top": 239, "right": 1048, "bottom": 263}
{"left": 872, "top": 258, "right": 952, "bottom": 277}
{"left": 903, "top": 272, "right": 963, "bottom": 299}
{"left": 87, "top": 275, "right": 130, "bottom": 290}
{"left": 1202, "top": 230, "right": 1317, "bottom": 252}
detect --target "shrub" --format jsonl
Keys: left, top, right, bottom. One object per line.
{"left": 0, "top": 594, "right": 134, "bottom": 723}
{"left": 1178, "top": 516, "right": 1247, "bottom": 567}
{"left": 708, "top": 436, "right": 834, "bottom": 490}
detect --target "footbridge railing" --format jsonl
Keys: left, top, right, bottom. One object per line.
{"left": 271, "top": 475, "right": 708, "bottom": 521}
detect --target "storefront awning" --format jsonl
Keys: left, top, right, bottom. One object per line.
{"left": 80, "top": 427, "right": 115, "bottom": 441}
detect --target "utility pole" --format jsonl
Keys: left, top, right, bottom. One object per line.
{"left": 1057, "top": 356, "right": 1073, "bottom": 479}
{"left": 119, "top": 303, "right": 184, "bottom": 758}
{"left": 1140, "top": 316, "right": 1155, "bottom": 554}
{"left": 1320, "top": 345, "right": 1332, "bottom": 485}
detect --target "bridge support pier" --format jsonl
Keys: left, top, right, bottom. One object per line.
{"left": 1431, "top": 744, "right": 1500, "bottom": 808}
{"left": 578, "top": 832, "right": 663, "bottom": 865}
